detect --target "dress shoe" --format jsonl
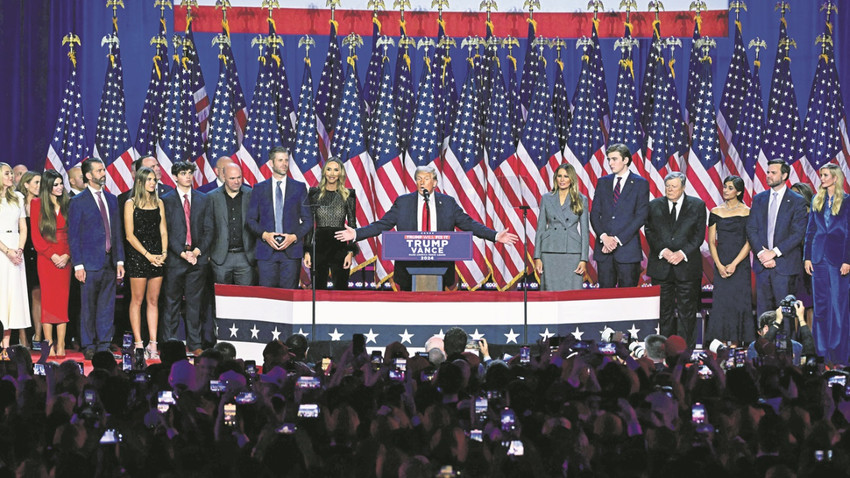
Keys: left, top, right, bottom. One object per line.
{"left": 83, "top": 349, "right": 95, "bottom": 361}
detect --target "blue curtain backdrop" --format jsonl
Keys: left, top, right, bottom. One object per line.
{"left": 1, "top": 0, "right": 848, "bottom": 171}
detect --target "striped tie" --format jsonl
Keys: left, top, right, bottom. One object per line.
{"left": 613, "top": 177, "right": 622, "bottom": 207}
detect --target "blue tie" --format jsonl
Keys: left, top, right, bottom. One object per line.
{"left": 274, "top": 180, "right": 283, "bottom": 232}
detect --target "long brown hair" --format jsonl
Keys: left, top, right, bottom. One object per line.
{"left": 38, "top": 169, "right": 69, "bottom": 242}
{"left": 550, "top": 163, "right": 583, "bottom": 215}
{"left": 131, "top": 167, "right": 159, "bottom": 208}
{"left": 318, "top": 158, "right": 349, "bottom": 202}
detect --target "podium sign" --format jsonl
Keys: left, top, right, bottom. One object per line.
{"left": 381, "top": 231, "right": 473, "bottom": 261}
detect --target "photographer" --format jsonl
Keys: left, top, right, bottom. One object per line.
{"left": 747, "top": 297, "right": 815, "bottom": 363}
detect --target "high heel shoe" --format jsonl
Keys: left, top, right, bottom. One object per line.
{"left": 145, "top": 341, "right": 159, "bottom": 360}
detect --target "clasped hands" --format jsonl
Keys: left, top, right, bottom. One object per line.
{"left": 660, "top": 248, "right": 686, "bottom": 265}
{"left": 145, "top": 251, "right": 166, "bottom": 267}
{"left": 180, "top": 249, "right": 199, "bottom": 266}
{"left": 757, "top": 247, "right": 777, "bottom": 269}
{"left": 262, "top": 232, "right": 296, "bottom": 251}
{"left": 3, "top": 247, "right": 23, "bottom": 266}
{"left": 50, "top": 253, "right": 71, "bottom": 269}
{"left": 715, "top": 262, "right": 738, "bottom": 279}
{"left": 600, "top": 234, "right": 618, "bottom": 254}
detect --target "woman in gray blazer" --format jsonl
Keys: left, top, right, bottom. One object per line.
{"left": 534, "top": 164, "right": 589, "bottom": 291}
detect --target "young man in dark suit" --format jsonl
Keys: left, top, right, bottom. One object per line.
{"left": 645, "top": 172, "right": 707, "bottom": 346}
{"left": 590, "top": 143, "right": 650, "bottom": 288}
{"left": 68, "top": 158, "right": 125, "bottom": 359}
{"left": 246, "top": 147, "right": 312, "bottom": 289}
{"left": 746, "top": 159, "right": 807, "bottom": 330}
{"left": 335, "top": 166, "right": 518, "bottom": 291}
{"left": 162, "top": 161, "right": 212, "bottom": 356}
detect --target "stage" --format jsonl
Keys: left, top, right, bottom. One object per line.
{"left": 214, "top": 285, "right": 661, "bottom": 362}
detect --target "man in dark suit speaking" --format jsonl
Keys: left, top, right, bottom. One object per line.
{"left": 335, "top": 166, "right": 518, "bottom": 291}
{"left": 645, "top": 172, "right": 707, "bottom": 346}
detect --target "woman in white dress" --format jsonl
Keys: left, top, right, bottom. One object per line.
{"left": 0, "top": 162, "right": 32, "bottom": 355}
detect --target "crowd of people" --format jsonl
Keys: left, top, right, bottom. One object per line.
{"left": 0, "top": 319, "right": 848, "bottom": 477}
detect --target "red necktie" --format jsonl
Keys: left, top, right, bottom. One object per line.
{"left": 95, "top": 191, "right": 111, "bottom": 252}
{"left": 183, "top": 194, "right": 192, "bottom": 246}
{"left": 421, "top": 197, "right": 431, "bottom": 231}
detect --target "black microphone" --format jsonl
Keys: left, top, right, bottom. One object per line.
{"left": 421, "top": 188, "right": 430, "bottom": 202}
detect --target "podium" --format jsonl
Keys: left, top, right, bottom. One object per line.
{"left": 381, "top": 231, "right": 473, "bottom": 291}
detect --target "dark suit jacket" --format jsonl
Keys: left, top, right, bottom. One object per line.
{"left": 590, "top": 172, "right": 649, "bottom": 263}
{"left": 355, "top": 192, "right": 497, "bottom": 242}
{"left": 245, "top": 176, "right": 312, "bottom": 261}
{"left": 208, "top": 185, "right": 255, "bottom": 265}
{"left": 746, "top": 188, "right": 807, "bottom": 275}
{"left": 197, "top": 180, "right": 222, "bottom": 194}
{"left": 804, "top": 194, "right": 850, "bottom": 266}
{"left": 645, "top": 195, "right": 707, "bottom": 282}
{"left": 162, "top": 188, "right": 212, "bottom": 266}
{"left": 68, "top": 188, "right": 125, "bottom": 270}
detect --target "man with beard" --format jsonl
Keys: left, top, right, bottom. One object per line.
{"left": 746, "top": 159, "right": 808, "bottom": 332}
{"left": 68, "top": 158, "right": 125, "bottom": 359}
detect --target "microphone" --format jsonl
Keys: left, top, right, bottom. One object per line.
{"left": 421, "top": 188, "right": 430, "bottom": 201}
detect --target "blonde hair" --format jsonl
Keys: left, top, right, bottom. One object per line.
{"left": 812, "top": 163, "right": 844, "bottom": 215}
{"left": 550, "top": 163, "right": 583, "bottom": 216}
{"left": 0, "top": 163, "right": 19, "bottom": 204}
{"left": 318, "top": 158, "right": 349, "bottom": 202}
{"left": 131, "top": 167, "right": 159, "bottom": 209}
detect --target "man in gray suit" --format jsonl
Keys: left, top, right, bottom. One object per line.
{"left": 208, "top": 163, "right": 255, "bottom": 285}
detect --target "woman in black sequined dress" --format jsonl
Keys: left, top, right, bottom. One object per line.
{"left": 304, "top": 158, "right": 357, "bottom": 290}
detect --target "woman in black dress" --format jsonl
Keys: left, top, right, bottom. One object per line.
{"left": 124, "top": 167, "right": 168, "bottom": 358}
{"left": 16, "top": 170, "right": 41, "bottom": 348}
{"left": 706, "top": 176, "right": 752, "bottom": 345}
{"left": 303, "top": 158, "right": 357, "bottom": 290}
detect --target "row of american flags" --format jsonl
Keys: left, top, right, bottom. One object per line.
{"left": 45, "top": 3, "right": 849, "bottom": 291}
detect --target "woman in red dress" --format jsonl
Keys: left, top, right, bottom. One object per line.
{"left": 30, "top": 170, "right": 71, "bottom": 357}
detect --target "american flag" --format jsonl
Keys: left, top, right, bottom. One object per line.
{"left": 586, "top": 20, "right": 611, "bottom": 139}
{"left": 442, "top": 64, "right": 490, "bottom": 290}
{"left": 404, "top": 63, "right": 441, "bottom": 190}
{"left": 685, "top": 21, "right": 701, "bottom": 130}
{"left": 183, "top": 25, "right": 215, "bottom": 185}
{"left": 134, "top": 21, "right": 170, "bottom": 162}
{"left": 207, "top": 41, "right": 252, "bottom": 183}
{"left": 368, "top": 56, "right": 406, "bottom": 285}
{"left": 394, "top": 25, "right": 416, "bottom": 156}
{"left": 505, "top": 52, "right": 523, "bottom": 146}
{"left": 240, "top": 51, "right": 282, "bottom": 186}
{"left": 432, "top": 20, "right": 458, "bottom": 144}
{"left": 485, "top": 57, "right": 524, "bottom": 290}
{"left": 639, "top": 19, "right": 663, "bottom": 133}
{"left": 684, "top": 52, "right": 724, "bottom": 211}
{"left": 291, "top": 63, "right": 322, "bottom": 189}
{"left": 552, "top": 58, "right": 572, "bottom": 151}
{"left": 218, "top": 25, "right": 249, "bottom": 146}
{"left": 332, "top": 61, "right": 379, "bottom": 271}
{"left": 363, "top": 17, "right": 383, "bottom": 137}
{"left": 757, "top": 18, "right": 810, "bottom": 189}
{"left": 267, "top": 18, "right": 296, "bottom": 149}
{"left": 717, "top": 21, "right": 753, "bottom": 203}
{"left": 518, "top": 19, "right": 538, "bottom": 117}
{"left": 94, "top": 29, "right": 137, "bottom": 195}
{"left": 644, "top": 50, "right": 687, "bottom": 199}
{"left": 45, "top": 57, "right": 89, "bottom": 186}
{"left": 508, "top": 58, "right": 561, "bottom": 261}
{"left": 734, "top": 58, "right": 766, "bottom": 195}
{"left": 803, "top": 28, "right": 849, "bottom": 191}
{"left": 315, "top": 20, "right": 344, "bottom": 162}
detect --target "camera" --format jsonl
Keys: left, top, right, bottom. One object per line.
{"left": 628, "top": 341, "right": 646, "bottom": 359}
{"left": 779, "top": 294, "right": 797, "bottom": 317}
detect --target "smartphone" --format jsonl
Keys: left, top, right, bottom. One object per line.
{"left": 505, "top": 440, "right": 524, "bottom": 456}
{"left": 131, "top": 371, "right": 149, "bottom": 383}
{"left": 352, "top": 333, "right": 366, "bottom": 356}
{"left": 389, "top": 369, "right": 405, "bottom": 382}
{"left": 297, "top": 403, "right": 320, "bottom": 418}
{"left": 210, "top": 380, "right": 226, "bottom": 393}
{"left": 371, "top": 351, "right": 383, "bottom": 371}
{"left": 122, "top": 333, "right": 133, "bottom": 350}
{"left": 691, "top": 402, "right": 706, "bottom": 424}
{"left": 235, "top": 392, "right": 257, "bottom": 404}
{"left": 276, "top": 423, "right": 296, "bottom": 435}
{"left": 33, "top": 363, "right": 46, "bottom": 376}
{"left": 122, "top": 353, "right": 132, "bottom": 372}
{"left": 296, "top": 376, "right": 321, "bottom": 389}
{"left": 84, "top": 389, "right": 96, "bottom": 405}
{"left": 99, "top": 429, "right": 122, "bottom": 444}
{"left": 690, "top": 349, "right": 706, "bottom": 363}
{"left": 420, "top": 370, "right": 436, "bottom": 382}
{"left": 466, "top": 339, "right": 480, "bottom": 351}
{"left": 598, "top": 342, "right": 617, "bottom": 355}
{"left": 572, "top": 340, "right": 592, "bottom": 350}
{"left": 698, "top": 364, "right": 713, "bottom": 380}
{"left": 76, "top": 361, "right": 85, "bottom": 375}
{"left": 500, "top": 408, "right": 516, "bottom": 432}
{"left": 244, "top": 360, "right": 257, "bottom": 377}
{"left": 474, "top": 396, "right": 488, "bottom": 424}
{"left": 393, "top": 358, "right": 407, "bottom": 371}
{"left": 223, "top": 403, "right": 237, "bottom": 427}
{"left": 158, "top": 390, "right": 176, "bottom": 405}
{"left": 519, "top": 346, "right": 530, "bottom": 365}
{"left": 320, "top": 357, "right": 332, "bottom": 375}
{"left": 735, "top": 349, "right": 748, "bottom": 368}
{"left": 814, "top": 450, "right": 833, "bottom": 462}
{"left": 828, "top": 375, "right": 846, "bottom": 388}
{"left": 548, "top": 336, "right": 562, "bottom": 354}
{"left": 469, "top": 429, "right": 483, "bottom": 442}
{"left": 416, "top": 351, "right": 429, "bottom": 359}
{"left": 775, "top": 332, "right": 788, "bottom": 352}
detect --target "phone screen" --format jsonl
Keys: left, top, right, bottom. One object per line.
{"left": 33, "top": 363, "right": 46, "bottom": 376}
{"left": 297, "top": 404, "right": 320, "bottom": 418}
{"left": 500, "top": 408, "right": 516, "bottom": 432}
{"left": 691, "top": 403, "right": 706, "bottom": 424}
{"left": 519, "top": 346, "right": 530, "bottom": 365}
{"left": 598, "top": 342, "right": 617, "bottom": 355}
{"left": 235, "top": 392, "right": 256, "bottom": 404}
{"left": 210, "top": 380, "right": 226, "bottom": 393}
{"left": 223, "top": 403, "right": 237, "bottom": 427}
{"left": 296, "top": 376, "right": 321, "bottom": 389}
{"left": 158, "top": 390, "right": 176, "bottom": 405}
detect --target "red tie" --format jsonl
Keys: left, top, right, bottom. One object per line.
{"left": 183, "top": 194, "right": 192, "bottom": 246}
{"left": 95, "top": 191, "right": 111, "bottom": 252}
{"left": 421, "top": 198, "right": 431, "bottom": 231}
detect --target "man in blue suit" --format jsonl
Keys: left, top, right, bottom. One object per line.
{"left": 162, "top": 161, "right": 212, "bottom": 356}
{"left": 246, "top": 147, "right": 312, "bottom": 289}
{"left": 335, "top": 166, "right": 518, "bottom": 291}
{"left": 746, "top": 159, "right": 807, "bottom": 332}
{"left": 590, "top": 144, "right": 649, "bottom": 288}
{"left": 68, "top": 158, "right": 125, "bottom": 359}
